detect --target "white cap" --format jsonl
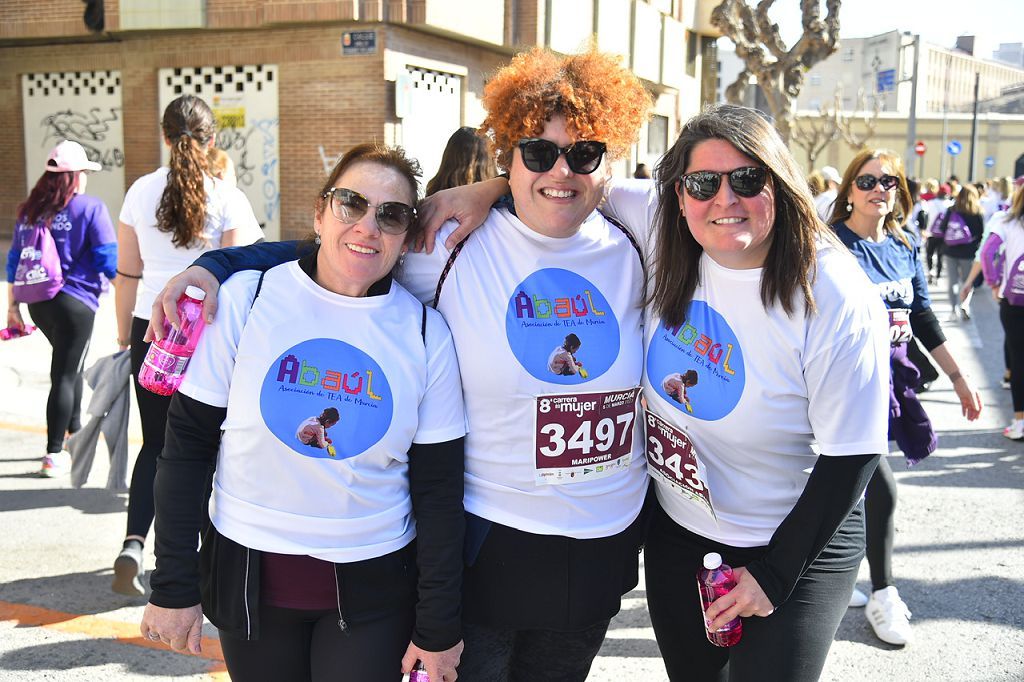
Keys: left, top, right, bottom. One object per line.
{"left": 184, "top": 285, "right": 207, "bottom": 301}
{"left": 703, "top": 552, "right": 723, "bottom": 570}
{"left": 821, "top": 166, "right": 841, "bottom": 184}
{"left": 46, "top": 140, "right": 103, "bottom": 173}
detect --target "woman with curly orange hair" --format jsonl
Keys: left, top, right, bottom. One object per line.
{"left": 147, "top": 47, "right": 654, "bottom": 680}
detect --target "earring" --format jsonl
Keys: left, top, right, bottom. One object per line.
{"left": 314, "top": 232, "right": 322, "bottom": 246}
{"left": 846, "top": 202, "right": 852, "bottom": 212}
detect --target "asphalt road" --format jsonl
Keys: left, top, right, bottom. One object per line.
{"left": 1, "top": 268, "right": 1021, "bottom": 681}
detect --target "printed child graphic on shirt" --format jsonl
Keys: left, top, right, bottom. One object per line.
{"left": 662, "top": 370, "right": 698, "bottom": 414}
{"left": 295, "top": 407, "right": 341, "bottom": 455}
{"left": 548, "top": 333, "right": 588, "bottom": 378}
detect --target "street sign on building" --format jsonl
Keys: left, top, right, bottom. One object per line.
{"left": 946, "top": 140, "right": 963, "bottom": 156}
{"left": 985, "top": 156, "right": 996, "bottom": 168}
{"left": 915, "top": 141, "right": 927, "bottom": 156}
{"left": 342, "top": 31, "right": 376, "bottom": 55}
{"left": 876, "top": 69, "right": 896, "bottom": 93}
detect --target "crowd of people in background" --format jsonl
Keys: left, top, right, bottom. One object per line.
{"left": 6, "top": 42, "right": 1024, "bottom": 681}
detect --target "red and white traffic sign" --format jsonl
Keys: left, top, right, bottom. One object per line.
{"left": 914, "top": 141, "right": 927, "bottom": 156}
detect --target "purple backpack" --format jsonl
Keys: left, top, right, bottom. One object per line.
{"left": 1005, "top": 253, "right": 1024, "bottom": 306}
{"left": 12, "top": 221, "right": 64, "bottom": 304}
{"left": 941, "top": 211, "right": 974, "bottom": 247}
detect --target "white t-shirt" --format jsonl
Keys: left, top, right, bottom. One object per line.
{"left": 179, "top": 262, "right": 467, "bottom": 563}
{"left": 400, "top": 207, "right": 648, "bottom": 539}
{"left": 604, "top": 180, "right": 890, "bottom": 547}
{"left": 987, "top": 211, "right": 1024, "bottom": 299}
{"left": 119, "top": 167, "right": 262, "bottom": 319}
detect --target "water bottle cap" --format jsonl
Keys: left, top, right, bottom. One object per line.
{"left": 184, "top": 285, "right": 207, "bottom": 302}
{"left": 703, "top": 552, "right": 723, "bottom": 570}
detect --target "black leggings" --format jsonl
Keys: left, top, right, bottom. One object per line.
{"left": 218, "top": 604, "right": 414, "bottom": 682}
{"left": 925, "top": 237, "right": 944, "bottom": 279}
{"left": 864, "top": 456, "right": 897, "bottom": 591}
{"left": 1000, "top": 300, "right": 1024, "bottom": 412}
{"left": 126, "top": 316, "right": 172, "bottom": 540}
{"left": 27, "top": 292, "right": 95, "bottom": 453}
{"left": 644, "top": 504, "right": 861, "bottom": 682}
{"left": 459, "top": 619, "right": 610, "bottom": 682}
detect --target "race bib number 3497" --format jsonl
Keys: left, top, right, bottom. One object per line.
{"left": 534, "top": 387, "right": 640, "bottom": 485}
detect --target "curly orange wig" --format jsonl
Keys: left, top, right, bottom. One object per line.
{"left": 480, "top": 48, "right": 652, "bottom": 170}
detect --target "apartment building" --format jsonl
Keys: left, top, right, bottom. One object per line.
{"left": 797, "top": 30, "right": 1024, "bottom": 116}
{"left": 0, "top": 0, "right": 720, "bottom": 240}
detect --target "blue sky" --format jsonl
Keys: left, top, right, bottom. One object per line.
{"left": 743, "top": 0, "right": 1024, "bottom": 59}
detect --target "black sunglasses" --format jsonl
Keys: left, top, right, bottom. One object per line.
{"left": 854, "top": 174, "right": 900, "bottom": 191}
{"left": 681, "top": 167, "right": 769, "bottom": 201}
{"left": 322, "top": 187, "right": 416, "bottom": 235}
{"left": 517, "top": 138, "right": 607, "bottom": 175}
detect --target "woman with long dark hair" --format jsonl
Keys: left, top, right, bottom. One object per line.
{"left": 6, "top": 140, "right": 117, "bottom": 478}
{"left": 112, "top": 94, "right": 262, "bottom": 596}
{"left": 424, "top": 126, "right": 496, "bottom": 197}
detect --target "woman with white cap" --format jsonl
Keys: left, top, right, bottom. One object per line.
{"left": 6, "top": 140, "right": 117, "bottom": 478}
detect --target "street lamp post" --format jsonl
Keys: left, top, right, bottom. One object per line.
{"left": 903, "top": 33, "right": 921, "bottom": 175}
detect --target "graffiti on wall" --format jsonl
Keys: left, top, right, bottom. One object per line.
{"left": 39, "top": 107, "right": 126, "bottom": 171}
{"left": 159, "top": 65, "right": 281, "bottom": 240}
{"left": 22, "top": 71, "right": 126, "bottom": 215}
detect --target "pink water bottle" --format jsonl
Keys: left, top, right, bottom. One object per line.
{"left": 0, "top": 324, "right": 36, "bottom": 340}
{"left": 409, "top": 661, "right": 429, "bottom": 681}
{"left": 139, "top": 286, "right": 207, "bottom": 396}
{"left": 698, "top": 552, "right": 743, "bottom": 647}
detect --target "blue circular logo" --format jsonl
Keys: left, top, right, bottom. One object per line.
{"left": 259, "top": 338, "right": 393, "bottom": 459}
{"left": 646, "top": 301, "right": 744, "bottom": 420}
{"left": 504, "top": 268, "right": 619, "bottom": 384}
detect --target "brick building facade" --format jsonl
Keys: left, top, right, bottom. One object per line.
{"left": 1, "top": 0, "right": 719, "bottom": 240}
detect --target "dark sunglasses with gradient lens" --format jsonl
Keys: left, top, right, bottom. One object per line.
{"left": 322, "top": 187, "right": 416, "bottom": 235}
{"left": 854, "top": 174, "right": 900, "bottom": 192}
{"left": 681, "top": 166, "right": 769, "bottom": 201}
{"left": 517, "top": 139, "right": 608, "bottom": 175}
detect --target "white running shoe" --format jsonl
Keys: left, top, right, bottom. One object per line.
{"left": 39, "top": 451, "right": 71, "bottom": 478}
{"left": 1003, "top": 421, "right": 1024, "bottom": 441}
{"left": 865, "top": 586, "right": 913, "bottom": 646}
{"left": 849, "top": 587, "right": 869, "bottom": 608}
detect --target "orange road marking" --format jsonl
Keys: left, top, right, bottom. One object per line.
{"left": 0, "top": 600, "right": 227, "bottom": 678}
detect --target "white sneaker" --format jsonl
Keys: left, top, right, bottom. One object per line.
{"left": 865, "top": 586, "right": 913, "bottom": 646}
{"left": 1003, "top": 421, "right": 1024, "bottom": 441}
{"left": 849, "top": 587, "right": 869, "bottom": 608}
{"left": 40, "top": 451, "right": 71, "bottom": 478}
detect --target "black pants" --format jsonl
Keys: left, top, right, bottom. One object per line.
{"left": 865, "top": 456, "right": 897, "bottom": 590}
{"left": 925, "top": 237, "right": 944, "bottom": 279}
{"left": 459, "top": 619, "right": 610, "bottom": 682}
{"left": 1000, "top": 300, "right": 1024, "bottom": 412}
{"left": 218, "top": 604, "right": 413, "bottom": 682}
{"left": 644, "top": 504, "right": 861, "bottom": 682}
{"left": 27, "top": 292, "right": 95, "bottom": 453}
{"left": 126, "top": 316, "right": 172, "bottom": 539}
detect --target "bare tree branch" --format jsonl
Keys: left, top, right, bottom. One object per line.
{"left": 713, "top": 0, "right": 842, "bottom": 143}
{"left": 792, "top": 89, "right": 841, "bottom": 170}
{"left": 837, "top": 88, "right": 882, "bottom": 151}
